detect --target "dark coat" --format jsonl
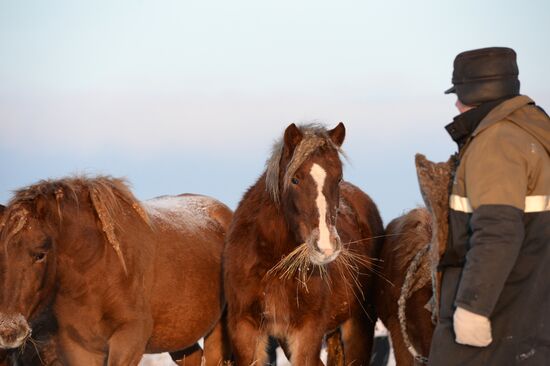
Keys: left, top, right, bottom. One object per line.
{"left": 429, "top": 96, "right": 550, "bottom": 365}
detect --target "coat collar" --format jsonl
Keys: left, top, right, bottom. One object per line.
{"left": 472, "top": 95, "right": 534, "bottom": 137}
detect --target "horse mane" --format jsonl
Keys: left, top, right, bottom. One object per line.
{"left": 265, "top": 123, "right": 345, "bottom": 205}
{"left": 0, "top": 176, "right": 149, "bottom": 274}
{"left": 390, "top": 207, "right": 432, "bottom": 271}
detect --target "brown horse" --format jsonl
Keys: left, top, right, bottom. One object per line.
{"left": 224, "top": 123, "right": 384, "bottom": 365}
{"left": 374, "top": 155, "right": 456, "bottom": 366}
{"left": 0, "top": 177, "right": 232, "bottom": 366}
{"left": 375, "top": 208, "right": 435, "bottom": 365}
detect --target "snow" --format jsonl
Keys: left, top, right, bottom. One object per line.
{"left": 140, "top": 354, "right": 177, "bottom": 366}
{"left": 143, "top": 195, "right": 219, "bottom": 231}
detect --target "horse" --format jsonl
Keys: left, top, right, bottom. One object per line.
{"left": 374, "top": 208, "right": 434, "bottom": 365}
{"left": 0, "top": 177, "right": 232, "bottom": 366}
{"left": 223, "top": 123, "right": 384, "bottom": 365}
{"left": 374, "top": 154, "right": 456, "bottom": 366}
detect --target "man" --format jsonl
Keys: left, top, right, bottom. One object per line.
{"left": 428, "top": 47, "right": 550, "bottom": 365}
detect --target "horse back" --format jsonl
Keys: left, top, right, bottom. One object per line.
{"left": 375, "top": 208, "right": 434, "bottom": 364}
{"left": 376, "top": 208, "right": 431, "bottom": 320}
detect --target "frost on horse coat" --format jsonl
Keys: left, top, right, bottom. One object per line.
{"left": 224, "top": 123, "right": 384, "bottom": 366}
{"left": 0, "top": 177, "right": 231, "bottom": 366}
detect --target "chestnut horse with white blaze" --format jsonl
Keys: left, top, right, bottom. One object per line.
{"left": 224, "top": 123, "right": 384, "bottom": 365}
{"left": 0, "top": 177, "right": 231, "bottom": 366}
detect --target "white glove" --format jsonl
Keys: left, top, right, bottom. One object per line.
{"left": 453, "top": 306, "right": 493, "bottom": 347}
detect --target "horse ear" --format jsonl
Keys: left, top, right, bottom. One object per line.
{"left": 0, "top": 204, "right": 5, "bottom": 220}
{"left": 283, "top": 123, "right": 303, "bottom": 157}
{"left": 328, "top": 122, "right": 346, "bottom": 147}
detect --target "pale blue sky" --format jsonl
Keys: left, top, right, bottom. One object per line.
{"left": 1, "top": 0, "right": 549, "bottom": 222}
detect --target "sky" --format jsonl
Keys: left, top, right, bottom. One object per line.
{"left": 1, "top": 0, "right": 549, "bottom": 223}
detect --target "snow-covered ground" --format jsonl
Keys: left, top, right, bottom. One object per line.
{"left": 140, "top": 354, "right": 176, "bottom": 366}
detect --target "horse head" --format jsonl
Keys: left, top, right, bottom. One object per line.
{"left": 268, "top": 123, "right": 346, "bottom": 265}
{"left": 0, "top": 177, "right": 147, "bottom": 350}
{"left": 0, "top": 199, "right": 57, "bottom": 349}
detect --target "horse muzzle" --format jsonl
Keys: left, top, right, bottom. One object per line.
{"left": 308, "top": 227, "right": 342, "bottom": 265}
{"left": 0, "top": 313, "right": 31, "bottom": 349}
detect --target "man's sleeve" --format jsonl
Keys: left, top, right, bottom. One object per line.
{"left": 455, "top": 123, "right": 528, "bottom": 317}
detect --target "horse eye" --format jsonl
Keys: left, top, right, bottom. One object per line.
{"left": 291, "top": 177, "right": 299, "bottom": 185}
{"left": 32, "top": 252, "right": 46, "bottom": 263}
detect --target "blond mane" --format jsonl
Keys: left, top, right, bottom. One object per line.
{"left": 265, "top": 123, "right": 345, "bottom": 204}
{"left": 0, "top": 176, "right": 149, "bottom": 274}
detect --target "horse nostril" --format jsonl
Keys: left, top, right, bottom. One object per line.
{"left": 1, "top": 329, "right": 18, "bottom": 344}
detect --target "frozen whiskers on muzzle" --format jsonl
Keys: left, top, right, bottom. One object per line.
{"left": 309, "top": 227, "right": 342, "bottom": 265}
{"left": 310, "top": 246, "right": 341, "bottom": 265}
{"left": 0, "top": 313, "right": 31, "bottom": 349}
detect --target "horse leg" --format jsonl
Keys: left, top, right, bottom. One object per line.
{"left": 325, "top": 329, "right": 344, "bottom": 366}
{"left": 266, "top": 337, "right": 279, "bottom": 365}
{"left": 106, "top": 319, "right": 153, "bottom": 366}
{"left": 287, "top": 323, "right": 324, "bottom": 366}
{"left": 277, "top": 338, "right": 291, "bottom": 363}
{"left": 171, "top": 344, "right": 204, "bottom": 366}
{"left": 228, "top": 317, "right": 268, "bottom": 366}
{"left": 203, "top": 313, "right": 231, "bottom": 366}
{"left": 386, "top": 317, "right": 413, "bottom": 366}
{"left": 57, "top": 330, "right": 105, "bottom": 366}
{"left": 370, "top": 336, "right": 390, "bottom": 366}
{"left": 339, "top": 309, "right": 376, "bottom": 366}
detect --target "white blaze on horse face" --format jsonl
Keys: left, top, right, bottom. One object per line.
{"left": 310, "top": 163, "right": 332, "bottom": 255}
